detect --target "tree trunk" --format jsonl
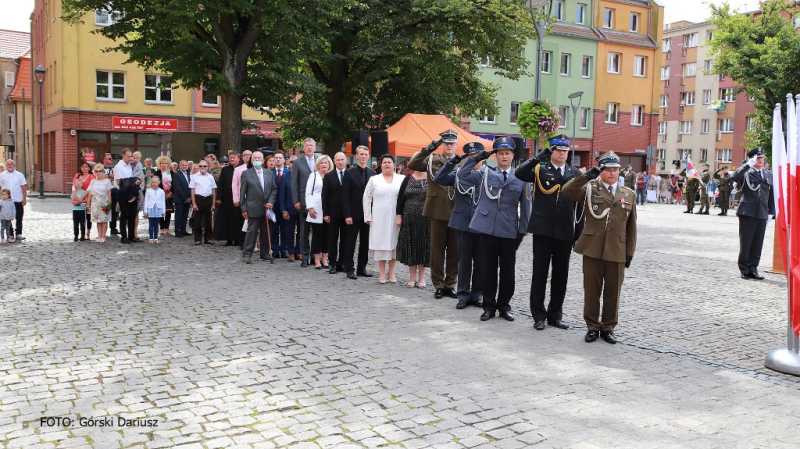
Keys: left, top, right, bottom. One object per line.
{"left": 220, "top": 89, "right": 243, "bottom": 157}
{"left": 323, "top": 35, "right": 351, "bottom": 156}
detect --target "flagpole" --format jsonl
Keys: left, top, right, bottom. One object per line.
{"left": 765, "top": 99, "right": 800, "bottom": 376}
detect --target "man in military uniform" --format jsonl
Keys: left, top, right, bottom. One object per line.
{"left": 434, "top": 142, "right": 488, "bottom": 309}
{"left": 562, "top": 151, "right": 637, "bottom": 344}
{"left": 697, "top": 163, "right": 712, "bottom": 215}
{"left": 516, "top": 136, "right": 584, "bottom": 331}
{"left": 714, "top": 166, "right": 733, "bottom": 215}
{"left": 621, "top": 164, "right": 635, "bottom": 190}
{"left": 409, "top": 129, "right": 461, "bottom": 299}
{"left": 731, "top": 148, "right": 774, "bottom": 280}
{"left": 458, "top": 137, "right": 531, "bottom": 322}
{"left": 679, "top": 167, "right": 700, "bottom": 213}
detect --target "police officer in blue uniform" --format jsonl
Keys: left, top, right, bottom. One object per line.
{"left": 434, "top": 142, "right": 489, "bottom": 309}
{"left": 458, "top": 137, "right": 531, "bottom": 322}
{"left": 731, "top": 147, "right": 774, "bottom": 280}
{"left": 516, "top": 136, "right": 584, "bottom": 330}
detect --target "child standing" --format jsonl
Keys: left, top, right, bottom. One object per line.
{"left": 143, "top": 176, "right": 166, "bottom": 244}
{"left": 0, "top": 188, "right": 14, "bottom": 243}
{"left": 70, "top": 179, "right": 87, "bottom": 241}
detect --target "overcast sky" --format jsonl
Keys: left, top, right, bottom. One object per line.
{"left": 0, "top": 0, "right": 761, "bottom": 36}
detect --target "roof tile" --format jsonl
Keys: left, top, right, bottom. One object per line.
{"left": 0, "top": 29, "right": 30, "bottom": 60}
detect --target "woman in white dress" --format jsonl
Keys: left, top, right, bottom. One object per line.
{"left": 305, "top": 155, "right": 333, "bottom": 269}
{"left": 364, "top": 154, "right": 404, "bottom": 284}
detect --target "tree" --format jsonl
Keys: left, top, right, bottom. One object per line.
{"left": 277, "top": 0, "right": 537, "bottom": 154}
{"left": 708, "top": 0, "right": 800, "bottom": 152}
{"left": 62, "top": 0, "right": 310, "bottom": 155}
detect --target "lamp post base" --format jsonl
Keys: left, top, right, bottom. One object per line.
{"left": 764, "top": 348, "right": 800, "bottom": 376}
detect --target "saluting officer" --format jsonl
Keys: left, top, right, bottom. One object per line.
{"left": 433, "top": 142, "right": 489, "bottom": 309}
{"left": 562, "top": 151, "right": 637, "bottom": 344}
{"left": 698, "top": 163, "right": 712, "bottom": 215}
{"left": 714, "top": 166, "right": 733, "bottom": 215}
{"left": 458, "top": 137, "right": 531, "bottom": 322}
{"left": 516, "top": 136, "right": 584, "bottom": 331}
{"left": 408, "top": 129, "right": 461, "bottom": 299}
{"left": 731, "top": 147, "right": 774, "bottom": 280}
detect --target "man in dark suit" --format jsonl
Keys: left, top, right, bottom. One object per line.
{"left": 213, "top": 152, "right": 243, "bottom": 246}
{"left": 731, "top": 147, "right": 775, "bottom": 280}
{"left": 240, "top": 151, "right": 278, "bottom": 263}
{"left": 342, "top": 145, "right": 376, "bottom": 279}
{"left": 516, "top": 136, "right": 584, "bottom": 331}
{"left": 291, "top": 137, "right": 317, "bottom": 267}
{"left": 272, "top": 150, "right": 297, "bottom": 260}
{"left": 322, "top": 151, "right": 348, "bottom": 274}
{"left": 172, "top": 160, "right": 192, "bottom": 236}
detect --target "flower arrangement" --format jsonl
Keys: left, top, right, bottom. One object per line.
{"left": 517, "top": 99, "right": 561, "bottom": 142}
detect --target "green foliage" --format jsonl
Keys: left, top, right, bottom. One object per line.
{"left": 516, "top": 99, "right": 560, "bottom": 141}
{"left": 708, "top": 0, "right": 800, "bottom": 152}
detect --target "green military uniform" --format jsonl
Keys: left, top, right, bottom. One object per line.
{"left": 698, "top": 165, "right": 711, "bottom": 214}
{"left": 622, "top": 166, "right": 635, "bottom": 190}
{"left": 562, "top": 151, "right": 637, "bottom": 344}
{"left": 714, "top": 167, "right": 733, "bottom": 215}
{"left": 680, "top": 168, "right": 699, "bottom": 213}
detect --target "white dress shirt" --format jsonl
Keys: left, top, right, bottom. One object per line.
{"left": 0, "top": 170, "right": 27, "bottom": 202}
{"left": 189, "top": 172, "right": 217, "bottom": 197}
{"left": 603, "top": 182, "right": 616, "bottom": 196}
{"left": 113, "top": 160, "right": 133, "bottom": 185}
{"left": 254, "top": 169, "right": 265, "bottom": 191}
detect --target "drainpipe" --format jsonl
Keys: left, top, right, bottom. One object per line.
{"left": 191, "top": 89, "right": 196, "bottom": 132}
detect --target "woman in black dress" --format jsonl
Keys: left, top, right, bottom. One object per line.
{"left": 396, "top": 167, "right": 430, "bottom": 288}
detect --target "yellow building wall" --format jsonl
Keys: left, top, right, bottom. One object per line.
{"left": 594, "top": 41, "right": 656, "bottom": 112}
{"left": 596, "top": 0, "right": 648, "bottom": 35}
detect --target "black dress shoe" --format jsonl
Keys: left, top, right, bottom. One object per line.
{"left": 120, "top": 239, "right": 131, "bottom": 244}
{"left": 600, "top": 331, "right": 618, "bottom": 344}
{"left": 175, "top": 233, "right": 183, "bottom": 238}
{"left": 111, "top": 229, "right": 120, "bottom": 235}
{"left": 741, "top": 272, "right": 752, "bottom": 279}
{"left": 131, "top": 238, "right": 142, "bottom": 243}
{"left": 585, "top": 330, "right": 599, "bottom": 343}
{"left": 225, "top": 241, "right": 234, "bottom": 247}
{"left": 472, "top": 299, "right": 483, "bottom": 308}
{"left": 242, "top": 257, "right": 251, "bottom": 264}
{"left": 301, "top": 259, "right": 309, "bottom": 267}
{"left": 534, "top": 320, "right": 546, "bottom": 330}
{"left": 547, "top": 319, "right": 569, "bottom": 330}
{"left": 456, "top": 300, "right": 468, "bottom": 309}
{"left": 356, "top": 270, "right": 373, "bottom": 277}
{"left": 205, "top": 241, "right": 214, "bottom": 245}
{"left": 480, "top": 310, "right": 495, "bottom": 321}
{"left": 322, "top": 264, "right": 330, "bottom": 269}
{"left": 347, "top": 270, "right": 358, "bottom": 280}
{"left": 336, "top": 265, "right": 345, "bottom": 273}
{"left": 329, "top": 266, "right": 338, "bottom": 274}
{"left": 434, "top": 289, "right": 445, "bottom": 299}
{"left": 750, "top": 271, "right": 765, "bottom": 280}
{"left": 499, "top": 311, "right": 514, "bottom": 321}
{"left": 443, "top": 288, "right": 458, "bottom": 299}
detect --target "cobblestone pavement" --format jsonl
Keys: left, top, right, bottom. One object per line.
{"left": 1, "top": 198, "right": 799, "bottom": 448}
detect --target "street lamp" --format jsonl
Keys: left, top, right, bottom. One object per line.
{"left": 527, "top": 0, "right": 553, "bottom": 155}
{"left": 35, "top": 63, "right": 45, "bottom": 199}
{"left": 568, "top": 90, "right": 583, "bottom": 167}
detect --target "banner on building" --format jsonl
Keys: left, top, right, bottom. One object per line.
{"left": 112, "top": 117, "right": 178, "bottom": 132}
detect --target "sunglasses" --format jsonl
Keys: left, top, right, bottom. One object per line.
{"left": 198, "top": 165, "right": 208, "bottom": 168}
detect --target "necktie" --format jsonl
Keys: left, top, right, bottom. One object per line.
{"left": 339, "top": 170, "right": 343, "bottom": 184}
{"left": 277, "top": 169, "right": 282, "bottom": 184}
{"left": 183, "top": 171, "right": 189, "bottom": 183}
{"left": 257, "top": 170, "right": 264, "bottom": 191}
{"left": 309, "top": 158, "right": 315, "bottom": 172}
{"left": 503, "top": 171, "right": 508, "bottom": 182}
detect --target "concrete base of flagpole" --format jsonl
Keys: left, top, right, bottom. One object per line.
{"left": 764, "top": 348, "right": 800, "bottom": 376}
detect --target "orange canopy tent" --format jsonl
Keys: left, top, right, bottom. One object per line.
{"left": 345, "top": 114, "right": 494, "bottom": 157}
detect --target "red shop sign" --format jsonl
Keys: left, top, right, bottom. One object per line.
{"left": 112, "top": 116, "right": 179, "bottom": 132}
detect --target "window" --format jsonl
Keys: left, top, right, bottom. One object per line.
{"left": 604, "top": 8, "right": 614, "bottom": 28}
{"left": 95, "top": 8, "right": 122, "bottom": 26}
{"left": 144, "top": 74, "right": 173, "bottom": 104}
{"left": 681, "top": 91, "right": 695, "bottom": 106}
{"left": 607, "top": 52, "right": 621, "bottom": 74}
{"left": 719, "top": 118, "right": 734, "bottom": 133}
{"left": 707, "top": 30, "right": 714, "bottom": 41}
{"left": 510, "top": 102, "right": 521, "bottom": 125}
{"left": 630, "top": 13, "right": 640, "bottom": 32}
{"left": 659, "top": 95, "right": 669, "bottom": 108}
{"left": 4, "top": 71, "right": 13, "bottom": 88}
{"left": 679, "top": 121, "right": 693, "bottom": 134}
{"left": 554, "top": 1, "right": 564, "bottom": 21}
{"left": 580, "top": 108, "right": 590, "bottom": 129}
{"left": 658, "top": 122, "right": 667, "bottom": 135}
{"left": 480, "top": 55, "right": 493, "bottom": 68}
{"left": 663, "top": 38, "right": 671, "bottom": 52}
{"left": 682, "top": 63, "right": 696, "bottom": 77}
{"left": 96, "top": 70, "right": 125, "bottom": 101}
{"left": 700, "top": 149, "right": 709, "bottom": 162}
{"left": 683, "top": 33, "right": 698, "bottom": 48}
{"left": 631, "top": 105, "right": 644, "bottom": 126}
{"left": 540, "top": 51, "right": 552, "bottom": 74}
{"left": 682, "top": 149, "right": 693, "bottom": 160}
{"left": 720, "top": 88, "right": 735, "bottom": 102}
{"left": 746, "top": 116, "right": 758, "bottom": 131}
{"left": 658, "top": 148, "right": 666, "bottom": 160}
{"left": 720, "top": 73, "right": 726, "bottom": 81}
{"left": 576, "top": 3, "right": 587, "bottom": 24}
{"left": 703, "top": 89, "right": 712, "bottom": 104}
{"left": 7, "top": 114, "right": 15, "bottom": 134}
{"left": 704, "top": 59, "right": 713, "bottom": 72}
{"left": 701, "top": 119, "right": 710, "bottom": 134}
{"left": 559, "top": 106, "right": 569, "bottom": 128}
{"left": 581, "top": 56, "right": 592, "bottom": 78}
{"left": 560, "top": 53, "right": 571, "bottom": 76}
{"left": 479, "top": 100, "right": 498, "bottom": 124}
{"left": 717, "top": 148, "right": 732, "bottom": 162}
{"left": 794, "top": 16, "right": 800, "bottom": 28}
{"left": 660, "top": 66, "right": 670, "bottom": 80}
{"left": 202, "top": 85, "right": 220, "bottom": 107}
{"left": 606, "top": 103, "right": 619, "bottom": 124}
{"left": 633, "top": 56, "right": 646, "bottom": 77}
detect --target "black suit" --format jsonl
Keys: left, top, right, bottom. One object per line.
{"left": 341, "top": 165, "right": 376, "bottom": 272}
{"left": 323, "top": 168, "right": 347, "bottom": 268}
{"left": 731, "top": 165, "right": 775, "bottom": 275}
{"left": 516, "top": 159, "right": 584, "bottom": 323}
{"left": 172, "top": 169, "right": 192, "bottom": 234}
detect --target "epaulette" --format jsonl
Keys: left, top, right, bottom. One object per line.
{"left": 620, "top": 185, "right": 636, "bottom": 195}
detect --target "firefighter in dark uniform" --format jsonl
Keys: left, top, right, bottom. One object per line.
{"left": 731, "top": 148, "right": 774, "bottom": 280}
{"left": 515, "top": 136, "right": 584, "bottom": 331}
